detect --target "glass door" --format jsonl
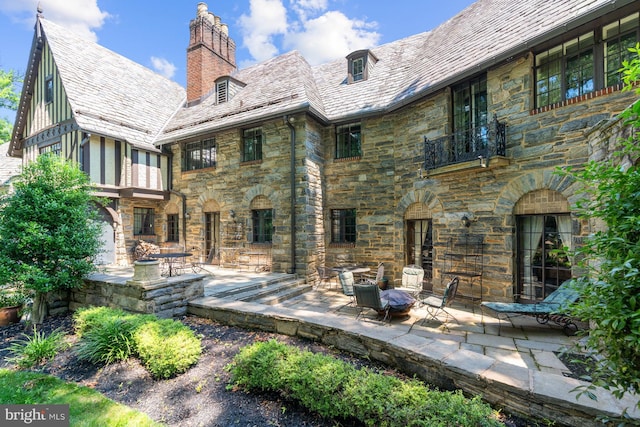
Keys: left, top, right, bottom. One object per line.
{"left": 205, "top": 212, "right": 220, "bottom": 264}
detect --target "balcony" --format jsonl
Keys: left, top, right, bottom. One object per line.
{"left": 423, "top": 114, "right": 506, "bottom": 172}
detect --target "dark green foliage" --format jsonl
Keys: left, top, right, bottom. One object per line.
{"left": 73, "top": 306, "right": 202, "bottom": 379}
{"left": 0, "top": 155, "right": 104, "bottom": 323}
{"left": 7, "top": 326, "right": 67, "bottom": 368}
{"left": 227, "top": 340, "right": 500, "bottom": 427}
{"left": 558, "top": 44, "right": 640, "bottom": 411}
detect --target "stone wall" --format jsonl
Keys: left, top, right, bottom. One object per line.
{"left": 71, "top": 262, "right": 205, "bottom": 318}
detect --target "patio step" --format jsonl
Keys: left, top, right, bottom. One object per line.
{"left": 205, "top": 274, "right": 311, "bottom": 305}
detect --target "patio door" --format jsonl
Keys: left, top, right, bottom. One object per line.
{"left": 406, "top": 220, "right": 433, "bottom": 287}
{"left": 517, "top": 214, "right": 572, "bottom": 302}
{"left": 205, "top": 212, "right": 220, "bottom": 264}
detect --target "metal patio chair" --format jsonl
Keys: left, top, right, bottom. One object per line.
{"left": 419, "top": 276, "right": 460, "bottom": 328}
{"left": 353, "top": 283, "right": 390, "bottom": 322}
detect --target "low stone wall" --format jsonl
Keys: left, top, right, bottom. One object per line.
{"left": 72, "top": 262, "right": 205, "bottom": 318}
{"left": 187, "top": 297, "right": 639, "bottom": 427}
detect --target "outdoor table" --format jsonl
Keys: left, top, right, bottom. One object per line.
{"left": 332, "top": 265, "right": 371, "bottom": 281}
{"left": 149, "top": 252, "right": 192, "bottom": 277}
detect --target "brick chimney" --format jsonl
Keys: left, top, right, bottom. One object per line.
{"left": 186, "top": 2, "right": 236, "bottom": 105}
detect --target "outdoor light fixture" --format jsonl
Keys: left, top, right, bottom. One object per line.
{"left": 478, "top": 155, "right": 488, "bottom": 168}
{"left": 230, "top": 210, "right": 236, "bottom": 219}
{"left": 461, "top": 215, "right": 471, "bottom": 228}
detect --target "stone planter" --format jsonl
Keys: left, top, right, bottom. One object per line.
{"left": 0, "top": 305, "right": 21, "bottom": 326}
{"left": 129, "top": 259, "right": 166, "bottom": 285}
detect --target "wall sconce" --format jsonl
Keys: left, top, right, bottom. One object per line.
{"left": 230, "top": 209, "right": 236, "bottom": 218}
{"left": 478, "top": 155, "right": 488, "bottom": 168}
{"left": 185, "top": 212, "right": 191, "bottom": 220}
{"left": 417, "top": 168, "right": 426, "bottom": 179}
{"left": 461, "top": 215, "right": 471, "bottom": 228}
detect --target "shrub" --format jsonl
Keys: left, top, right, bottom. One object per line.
{"left": 73, "top": 306, "right": 202, "bottom": 378}
{"left": 7, "top": 326, "right": 67, "bottom": 369}
{"left": 227, "top": 340, "right": 500, "bottom": 427}
{"left": 133, "top": 318, "right": 202, "bottom": 379}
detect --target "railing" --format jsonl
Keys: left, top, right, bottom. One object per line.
{"left": 423, "top": 114, "right": 506, "bottom": 170}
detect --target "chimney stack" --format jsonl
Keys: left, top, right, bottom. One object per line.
{"left": 186, "top": 2, "right": 236, "bottom": 105}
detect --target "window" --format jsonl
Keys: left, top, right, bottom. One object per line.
{"left": 535, "top": 13, "right": 639, "bottom": 108}
{"left": 183, "top": 138, "right": 216, "bottom": 171}
{"left": 453, "top": 76, "right": 488, "bottom": 153}
{"left": 604, "top": 13, "right": 639, "bottom": 87}
{"left": 351, "top": 57, "right": 364, "bottom": 82}
{"left": 39, "top": 142, "right": 61, "bottom": 156}
{"left": 167, "top": 214, "right": 179, "bottom": 242}
{"left": 134, "top": 207, "right": 155, "bottom": 236}
{"left": 45, "top": 75, "right": 53, "bottom": 103}
{"left": 335, "top": 123, "right": 361, "bottom": 159}
{"left": 216, "top": 80, "right": 228, "bottom": 104}
{"left": 242, "top": 127, "right": 263, "bottom": 162}
{"left": 517, "top": 214, "right": 572, "bottom": 301}
{"left": 331, "top": 209, "right": 356, "bottom": 244}
{"left": 252, "top": 209, "right": 273, "bottom": 243}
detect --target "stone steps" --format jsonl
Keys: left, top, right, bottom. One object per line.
{"left": 205, "top": 275, "right": 311, "bottom": 305}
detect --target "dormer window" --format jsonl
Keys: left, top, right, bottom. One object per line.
{"left": 346, "top": 50, "right": 378, "bottom": 84}
{"left": 216, "top": 79, "right": 228, "bottom": 104}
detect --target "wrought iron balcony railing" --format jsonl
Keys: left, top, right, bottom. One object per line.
{"left": 423, "top": 114, "right": 506, "bottom": 170}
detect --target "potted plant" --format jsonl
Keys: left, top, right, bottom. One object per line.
{"left": 0, "top": 285, "right": 29, "bottom": 326}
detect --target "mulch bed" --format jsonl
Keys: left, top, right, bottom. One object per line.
{"left": 0, "top": 313, "right": 543, "bottom": 426}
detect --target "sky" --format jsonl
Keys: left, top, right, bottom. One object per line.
{"left": 0, "top": 0, "right": 477, "bottom": 121}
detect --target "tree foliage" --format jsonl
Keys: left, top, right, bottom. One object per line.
{"left": 0, "top": 68, "right": 22, "bottom": 143}
{"left": 561, "top": 44, "right": 640, "bottom": 413}
{"left": 0, "top": 155, "right": 104, "bottom": 323}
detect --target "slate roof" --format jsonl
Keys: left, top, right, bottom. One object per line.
{"left": 159, "top": 0, "right": 635, "bottom": 143}
{"left": 11, "top": 17, "right": 186, "bottom": 154}
{"left": 11, "top": 0, "right": 638, "bottom": 150}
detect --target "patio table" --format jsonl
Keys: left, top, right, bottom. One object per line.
{"left": 149, "top": 252, "right": 192, "bottom": 277}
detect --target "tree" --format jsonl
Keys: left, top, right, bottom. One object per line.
{"left": 0, "top": 68, "right": 22, "bottom": 143}
{"left": 0, "top": 155, "right": 104, "bottom": 324}
{"left": 561, "top": 44, "right": 640, "bottom": 415}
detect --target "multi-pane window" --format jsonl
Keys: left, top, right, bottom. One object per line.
{"left": 453, "top": 76, "right": 488, "bottom": 150}
{"left": 167, "top": 214, "right": 179, "bottom": 242}
{"left": 252, "top": 209, "right": 273, "bottom": 243}
{"left": 351, "top": 57, "right": 364, "bottom": 82}
{"left": 331, "top": 209, "right": 356, "bottom": 244}
{"left": 535, "top": 12, "right": 639, "bottom": 108}
{"left": 183, "top": 138, "right": 216, "bottom": 171}
{"left": 39, "top": 142, "right": 61, "bottom": 156}
{"left": 45, "top": 75, "right": 53, "bottom": 103}
{"left": 242, "top": 127, "right": 263, "bottom": 162}
{"left": 604, "top": 13, "right": 640, "bottom": 87}
{"left": 134, "top": 207, "right": 155, "bottom": 236}
{"left": 517, "top": 214, "right": 572, "bottom": 301}
{"left": 335, "top": 123, "right": 361, "bottom": 159}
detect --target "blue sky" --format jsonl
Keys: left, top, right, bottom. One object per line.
{"left": 0, "top": 0, "right": 476, "bottom": 121}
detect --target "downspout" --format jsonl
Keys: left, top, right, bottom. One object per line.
{"left": 285, "top": 115, "right": 296, "bottom": 274}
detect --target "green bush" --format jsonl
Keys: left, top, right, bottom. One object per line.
{"left": 7, "top": 326, "right": 67, "bottom": 369}
{"left": 227, "top": 340, "right": 500, "bottom": 427}
{"left": 133, "top": 318, "right": 202, "bottom": 379}
{"left": 73, "top": 306, "right": 202, "bottom": 378}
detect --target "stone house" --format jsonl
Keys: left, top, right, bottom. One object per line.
{"left": 8, "top": 1, "right": 640, "bottom": 302}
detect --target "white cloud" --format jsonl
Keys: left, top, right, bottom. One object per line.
{"left": 150, "top": 57, "right": 176, "bottom": 80}
{"left": 285, "top": 11, "right": 380, "bottom": 65}
{"left": 239, "top": 0, "right": 288, "bottom": 63}
{"left": 238, "top": 0, "right": 380, "bottom": 67}
{"left": 0, "top": 0, "right": 109, "bottom": 42}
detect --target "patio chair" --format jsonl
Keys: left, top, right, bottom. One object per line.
{"left": 361, "top": 262, "right": 384, "bottom": 286}
{"left": 338, "top": 271, "right": 356, "bottom": 305}
{"left": 418, "top": 276, "right": 460, "bottom": 328}
{"left": 393, "top": 265, "right": 425, "bottom": 303}
{"left": 353, "top": 283, "right": 390, "bottom": 322}
{"left": 317, "top": 266, "right": 338, "bottom": 289}
{"left": 480, "top": 279, "right": 581, "bottom": 335}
